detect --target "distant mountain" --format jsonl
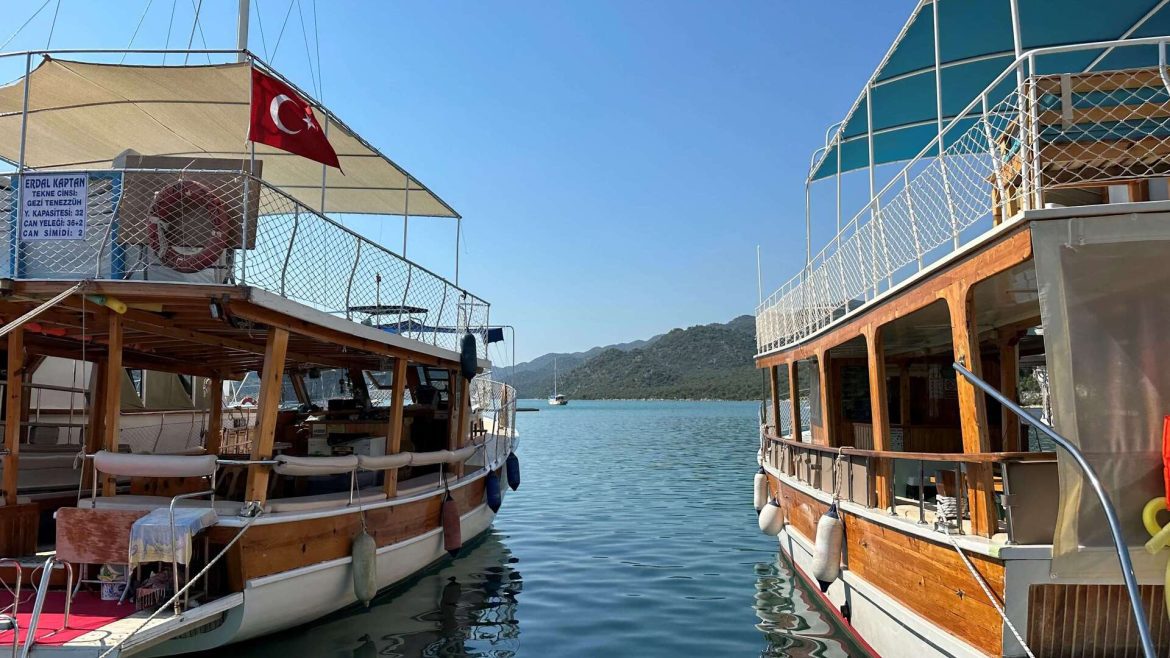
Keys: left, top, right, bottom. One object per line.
{"left": 508, "top": 315, "right": 761, "bottom": 400}
{"left": 504, "top": 335, "right": 662, "bottom": 399}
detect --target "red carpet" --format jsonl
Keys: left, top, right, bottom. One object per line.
{"left": 0, "top": 591, "right": 135, "bottom": 646}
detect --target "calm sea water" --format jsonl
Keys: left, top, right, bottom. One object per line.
{"left": 229, "top": 400, "right": 868, "bottom": 657}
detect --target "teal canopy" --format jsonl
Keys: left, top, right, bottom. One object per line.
{"left": 810, "top": 0, "right": 1170, "bottom": 181}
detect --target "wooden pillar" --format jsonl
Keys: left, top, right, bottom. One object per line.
{"left": 787, "top": 361, "right": 802, "bottom": 441}
{"left": 204, "top": 376, "right": 224, "bottom": 455}
{"left": 245, "top": 328, "right": 289, "bottom": 504}
{"left": 449, "top": 374, "right": 470, "bottom": 478}
{"left": 899, "top": 362, "right": 911, "bottom": 431}
{"left": 3, "top": 330, "right": 23, "bottom": 506}
{"left": 815, "top": 349, "right": 834, "bottom": 446}
{"left": 81, "top": 361, "right": 106, "bottom": 492}
{"left": 768, "top": 365, "right": 781, "bottom": 436}
{"left": 864, "top": 325, "right": 893, "bottom": 510}
{"left": 383, "top": 357, "right": 408, "bottom": 497}
{"left": 944, "top": 283, "right": 997, "bottom": 537}
{"left": 999, "top": 333, "right": 1021, "bottom": 452}
{"left": 101, "top": 313, "right": 124, "bottom": 496}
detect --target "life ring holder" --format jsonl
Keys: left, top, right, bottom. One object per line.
{"left": 148, "top": 180, "right": 231, "bottom": 273}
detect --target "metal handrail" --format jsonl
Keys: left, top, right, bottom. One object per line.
{"left": 953, "top": 361, "right": 1156, "bottom": 658}
{"left": 20, "top": 557, "right": 72, "bottom": 658}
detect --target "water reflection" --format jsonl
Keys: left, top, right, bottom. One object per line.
{"left": 754, "top": 554, "right": 869, "bottom": 658}
{"left": 234, "top": 531, "right": 521, "bottom": 658}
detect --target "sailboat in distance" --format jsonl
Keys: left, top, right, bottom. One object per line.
{"left": 548, "top": 358, "right": 569, "bottom": 406}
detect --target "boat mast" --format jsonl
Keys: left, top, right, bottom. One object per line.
{"left": 554, "top": 358, "right": 558, "bottom": 396}
{"left": 236, "top": 0, "right": 249, "bottom": 62}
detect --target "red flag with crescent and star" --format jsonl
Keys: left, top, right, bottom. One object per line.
{"left": 248, "top": 67, "right": 341, "bottom": 170}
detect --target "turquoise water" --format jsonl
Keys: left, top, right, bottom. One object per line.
{"left": 229, "top": 400, "right": 868, "bottom": 657}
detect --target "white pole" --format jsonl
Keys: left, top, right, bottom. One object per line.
{"left": 455, "top": 217, "right": 461, "bottom": 287}
{"left": 803, "top": 181, "right": 811, "bottom": 269}
{"left": 756, "top": 245, "right": 763, "bottom": 305}
{"left": 402, "top": 179, "right": 410, "bottom": 257}
{"left": 236, "top": 0, "right": 250, "bottom": 63}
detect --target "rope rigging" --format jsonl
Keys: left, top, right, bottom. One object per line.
{"left": 0, "top": 0, "right": 52, "bottom": 51}
{"left": 120, "top": 0, "right": 155, "bottom": 63}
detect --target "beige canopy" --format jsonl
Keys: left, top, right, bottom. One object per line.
{"left": 0, "top": 57, "right": 459, "bottom": 218}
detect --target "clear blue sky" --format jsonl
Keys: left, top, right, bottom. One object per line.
{"left": 3, "top": 0, "right": 914, "bottom": 363}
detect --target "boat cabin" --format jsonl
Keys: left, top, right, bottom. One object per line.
{"left": 755, "top": 12, "right": 1170, "bottom": 658}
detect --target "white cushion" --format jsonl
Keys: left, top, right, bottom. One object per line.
{"left": 273, "top": 455, "right": 358, "bottom": 476}
{"left": 408, "top": 450, "right": 453, "bottom": 466}
{"left": 94, "top": 450, "right": 217, "bottom": 478}
{"left": 357, "top": 453, "right": 411, "bottom": 471}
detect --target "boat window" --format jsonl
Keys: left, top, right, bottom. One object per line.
{"left": 126, "top": 368, "right": 144, "bottom": 400}
{"left": 178, "top": 374, "right": 194, "bottom": 398}
{"left": 303, "top": 368, "right": 351, "bottom": 404}
{"left": 280, "top": 375, "right": 301, "bottom": 409}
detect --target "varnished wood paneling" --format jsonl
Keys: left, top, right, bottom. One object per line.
{"left": 55, "top": 508, "right": 147, "bottom": 565}
{"left": 777, "top": 480, "right": 1004, "bottom": 656}
{"left": 0, "top": 503, "right": 37, "bottom": 557}
{"left": 1027, "top": 584, "right": 1170, "bottom": 658}
{"left": 209, "top": 478, "right": 487, "bottom": 591}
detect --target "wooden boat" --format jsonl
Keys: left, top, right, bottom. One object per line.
{"left": 754, "top": 3, "right": 1170, "bottom": 657}
{"left": 0, "top": 43, "right": 518, "bottom": 657}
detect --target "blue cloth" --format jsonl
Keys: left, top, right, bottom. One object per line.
{"left": 129, "top": 507, "right": 218, "bottom": 568}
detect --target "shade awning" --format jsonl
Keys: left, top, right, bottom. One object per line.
{"left": 811, "top": 0, "right": 1170, "bottom": 181}
{"left": 0, "top": 58, "right": 459, "bottom": 217}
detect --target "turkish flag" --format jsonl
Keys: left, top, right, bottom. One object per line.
{"left": 248, "top": 67, "right": 341, "bottom": 170}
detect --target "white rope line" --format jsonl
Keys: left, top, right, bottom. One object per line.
{"left": 120, "top": 0, "right": 155, "bottom": 64}
{"left": 43, "top": 0, "right": 61, "bottom": 50}
{"left": 947, "top": 535, "right": 1035, "bottom": 658}
{"left": 161, "top": 0, "right": 178, "bottom": 65}
{"left": 0, "top": 0, "right": 52, "bottom": 51}
{"left": 269, "top": 0, "right": 296, "bottom": 65}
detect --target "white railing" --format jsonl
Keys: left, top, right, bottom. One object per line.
{"left": 471, "top": 374, "right": 517, "bottom": 437}
{"left": 756, "top": 37, "right": 1170, "bottom": 355}
{"left": 0, "top": 170, "right": 491, "bottom": 356}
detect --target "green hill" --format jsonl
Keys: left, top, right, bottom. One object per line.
{"left": 512, "top": 315, "right": 762, "bottom": 400}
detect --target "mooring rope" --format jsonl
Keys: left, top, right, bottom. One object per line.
{"left": 946, "top": 534, "right": 1035, "bottom": 658}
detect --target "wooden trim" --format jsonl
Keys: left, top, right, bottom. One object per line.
{"left": 205, "top": 376, "right": 223, "bottom": 455}
{"left": 455, "top": 376, "right": 470, "bottom": 478}
{"left": 943, "top": 282, "right": 997, "bottom": 537}
{"left": 80, "top": 361, "right": 106, "bottom": 491}
{"left": 3, "top": 329, "right": 22, "bottom": 506}
{"left": 101, "top": 313, "right": 123, "bottom": 497}
{"left": 755, "top": 227, "right": 1033, "bottom": 369}
{"left": 384, "top": 357, "right": 408, "bottom": 497}
{"left": 226, "top": 302, "right": 452, "bottom": 368}
{"left": 815, "top": 350, "right": 833, "bottom": 446}
{"left": 998, "top": 333, "right": 1021, "bottom": 453}
{"left": 864, "top": 325, "right": 892, "bottom": 510}
{"left": 244, "top": 328, "right": 289, "bottom": 503}
{"left": 765, "top": 433, "right": 1053, "bottom": 464}
{"left": 769, "top": 365, "right": 781, "bottom": 435}
{"left": 788, "top": 361, "right": 802, "bottom": 441}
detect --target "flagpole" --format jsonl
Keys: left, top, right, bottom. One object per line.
{"left": 242, "top": 52, "right": 255, "bottom": 285}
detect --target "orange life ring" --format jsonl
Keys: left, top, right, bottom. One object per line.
{"left": 148, "top": 180, "right": 230, "bottom": 273}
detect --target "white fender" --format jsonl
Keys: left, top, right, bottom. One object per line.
{"left": 352, "top": 529, "right": 378, "bottom": 606}
{"left": 811, "top": 504, "right": 844, "bottom": 591}
{"left": 758, "top": 499, "right": 784, "bottom": 536}
{"left": 754, "top": 468, "right": 768, "bottom": 513}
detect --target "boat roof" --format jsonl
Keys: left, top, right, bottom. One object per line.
{"left": 0, "top": 55, "right": 459, "bottom": 218}
{"left": 810, "top": 0, "right": 1170, "bottom": 181}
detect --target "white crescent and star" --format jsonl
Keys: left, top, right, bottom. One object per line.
{"left": 270, "top": 94, "right": 318, "bottom": 135}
